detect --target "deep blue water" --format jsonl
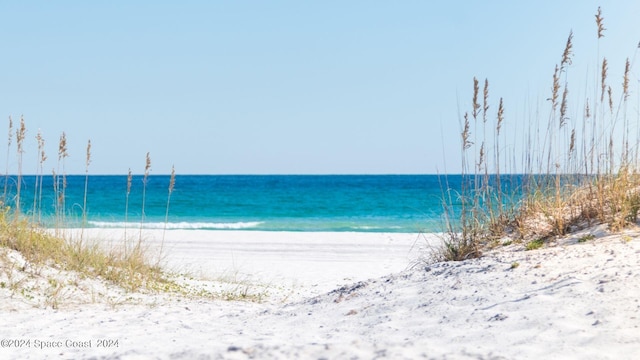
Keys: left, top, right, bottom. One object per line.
{"left": 0, "top": 174, "right": 488, "bottom": 233}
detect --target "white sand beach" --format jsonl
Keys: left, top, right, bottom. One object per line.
{"left": 1, "top": 228, "right": 640, "bottom": 359}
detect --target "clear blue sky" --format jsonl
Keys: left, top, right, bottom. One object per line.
{"left": 0, "top": 1, "right": 638, "bottom": 174}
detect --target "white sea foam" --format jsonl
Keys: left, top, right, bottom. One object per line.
{"left": 87, "top": 221, "right": 264, "bottom": 230}
{"left": 351, "top": 225, "right": 403, "bottom": 230}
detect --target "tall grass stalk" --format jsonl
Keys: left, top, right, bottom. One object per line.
{"left": 52, "top": 168, "right": 58, "bottom": 233}
{"left": 15, "top": 117, "right": 26, "bottom": 217}
{"left": 81, "top": 140, "right": 91, "bottom": 242}
{"left": 139, "top": 152, "right": 151, "bottom": 246}
{"left": 494, "top": 98, "right": 504, "bottom": 228}
{"left": 124, "top": 168, "right": 132, "bottom": 245}
{"left": 32, "top": 130, "right": 46, "bottom": 224}
{"left": 3, "top": 116, "right": 13, "bottom": 205}
{"left": 56, "top": 132, "right": 69, "bottom": 232}
{"left": 161, "top": 165, "right": 176, "bottom": 257}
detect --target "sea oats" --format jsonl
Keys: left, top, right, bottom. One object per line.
{"left": 162, "top": 165, "right": 177, "bottom": 249}
{"left": 623, "top": 58, "right": 630, "bottom": 101}
{"left": 140, "top": 152, "right": 152, "bottom": 242}
{"left": 496, "top": 98, "right": 504, "bottom": 135}
{"left": 16, "top": 116, "right": 26, "bottom": 154}
{"left": 472, "top": 77, "right": 480, "bottom": 121}
{"left": 55, "top": 134, "right": 68, "bottom": 228}
{"left": 169, "top": 165, "right": 176, "bottom": 194}
{"left": 86, "top": 140, "right": 92, "bottom": 168}
{"left": 595, "top": 6, "right": 605, "bottom": 39}
{"left": 462, "top": 112, "right": 472, "bottom": 150}
{"left": 58, "top": 132, "right": 68, "bottom": 160}
{"left": 145, "top": 152, "right": 151, "bottom": 176}
{"left": 560, "top": 86, "right": 569, "bottom": 128}
{"left": 601, "top": 58, "right": 608, "bottom": 103}
{"left": 483, "top": 79, "right": 489, "bottom": 123}
{"left": 33, "top": 130, "right": 46, "bottom": 222}
{"left": 15, "top": 116, "right": 26, "bottom": 214}
{"left": 561, "top": 31, "right": 574, "bottom": 72}
{"left": 124, "top": 168, "right": 133, "bottom": 243}
{"left": 551, "top": 65, "right": 560, "bottom": 111}
{"left": 437, "top": 5, "right": 640, "bottom": 261}
{"left": 127, "top": 168, "right": 133, "bottom": 194}
{"left": 569, "top": 128, "right": 576, "bottom": 154}
{"left": 82, "top": 140, "right": 92, "bottom": 239}
{"left": 36, "top": 131, "right": 47, "bottom": 163}
{"left": 7, "top": 116, "right": 13, "bottom": 146}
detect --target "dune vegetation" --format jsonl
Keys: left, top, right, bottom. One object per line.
{"left": 0, "top": 121, "right": 266, "bottom": 308}
{"left": 439, "top": 7, "right": 640, "bottom": 261}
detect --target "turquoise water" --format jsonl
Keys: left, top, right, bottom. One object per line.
{"left": 1, "top": 175, "right": 471, "bottom": 233}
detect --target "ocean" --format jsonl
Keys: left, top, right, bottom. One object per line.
{"left": 1, "top": 175, "right": 465, "bottom": 233}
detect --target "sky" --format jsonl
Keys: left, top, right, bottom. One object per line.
{"left": 0, "top": 1, "right": 639, "bottom": 175}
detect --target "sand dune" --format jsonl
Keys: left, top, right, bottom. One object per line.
{"left": 1, "top": 228, "right": 639, "bottom": 359}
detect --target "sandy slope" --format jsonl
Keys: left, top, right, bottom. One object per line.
{"left": 1, "top": 228, "right": 639, "bottom": 359}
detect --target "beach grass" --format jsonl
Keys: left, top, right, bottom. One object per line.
{"left": 0, "top": 123, "right": 264, "bottom": 307}
{"left": 0, "top": 196, "right": 170, "bottom": 294}
{"left": 438, "top": 6, "right": 640, "bottom": 260}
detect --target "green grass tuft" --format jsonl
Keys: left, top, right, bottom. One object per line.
{"left": 525, "top": 238, "right": 545, "bottom": 251}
